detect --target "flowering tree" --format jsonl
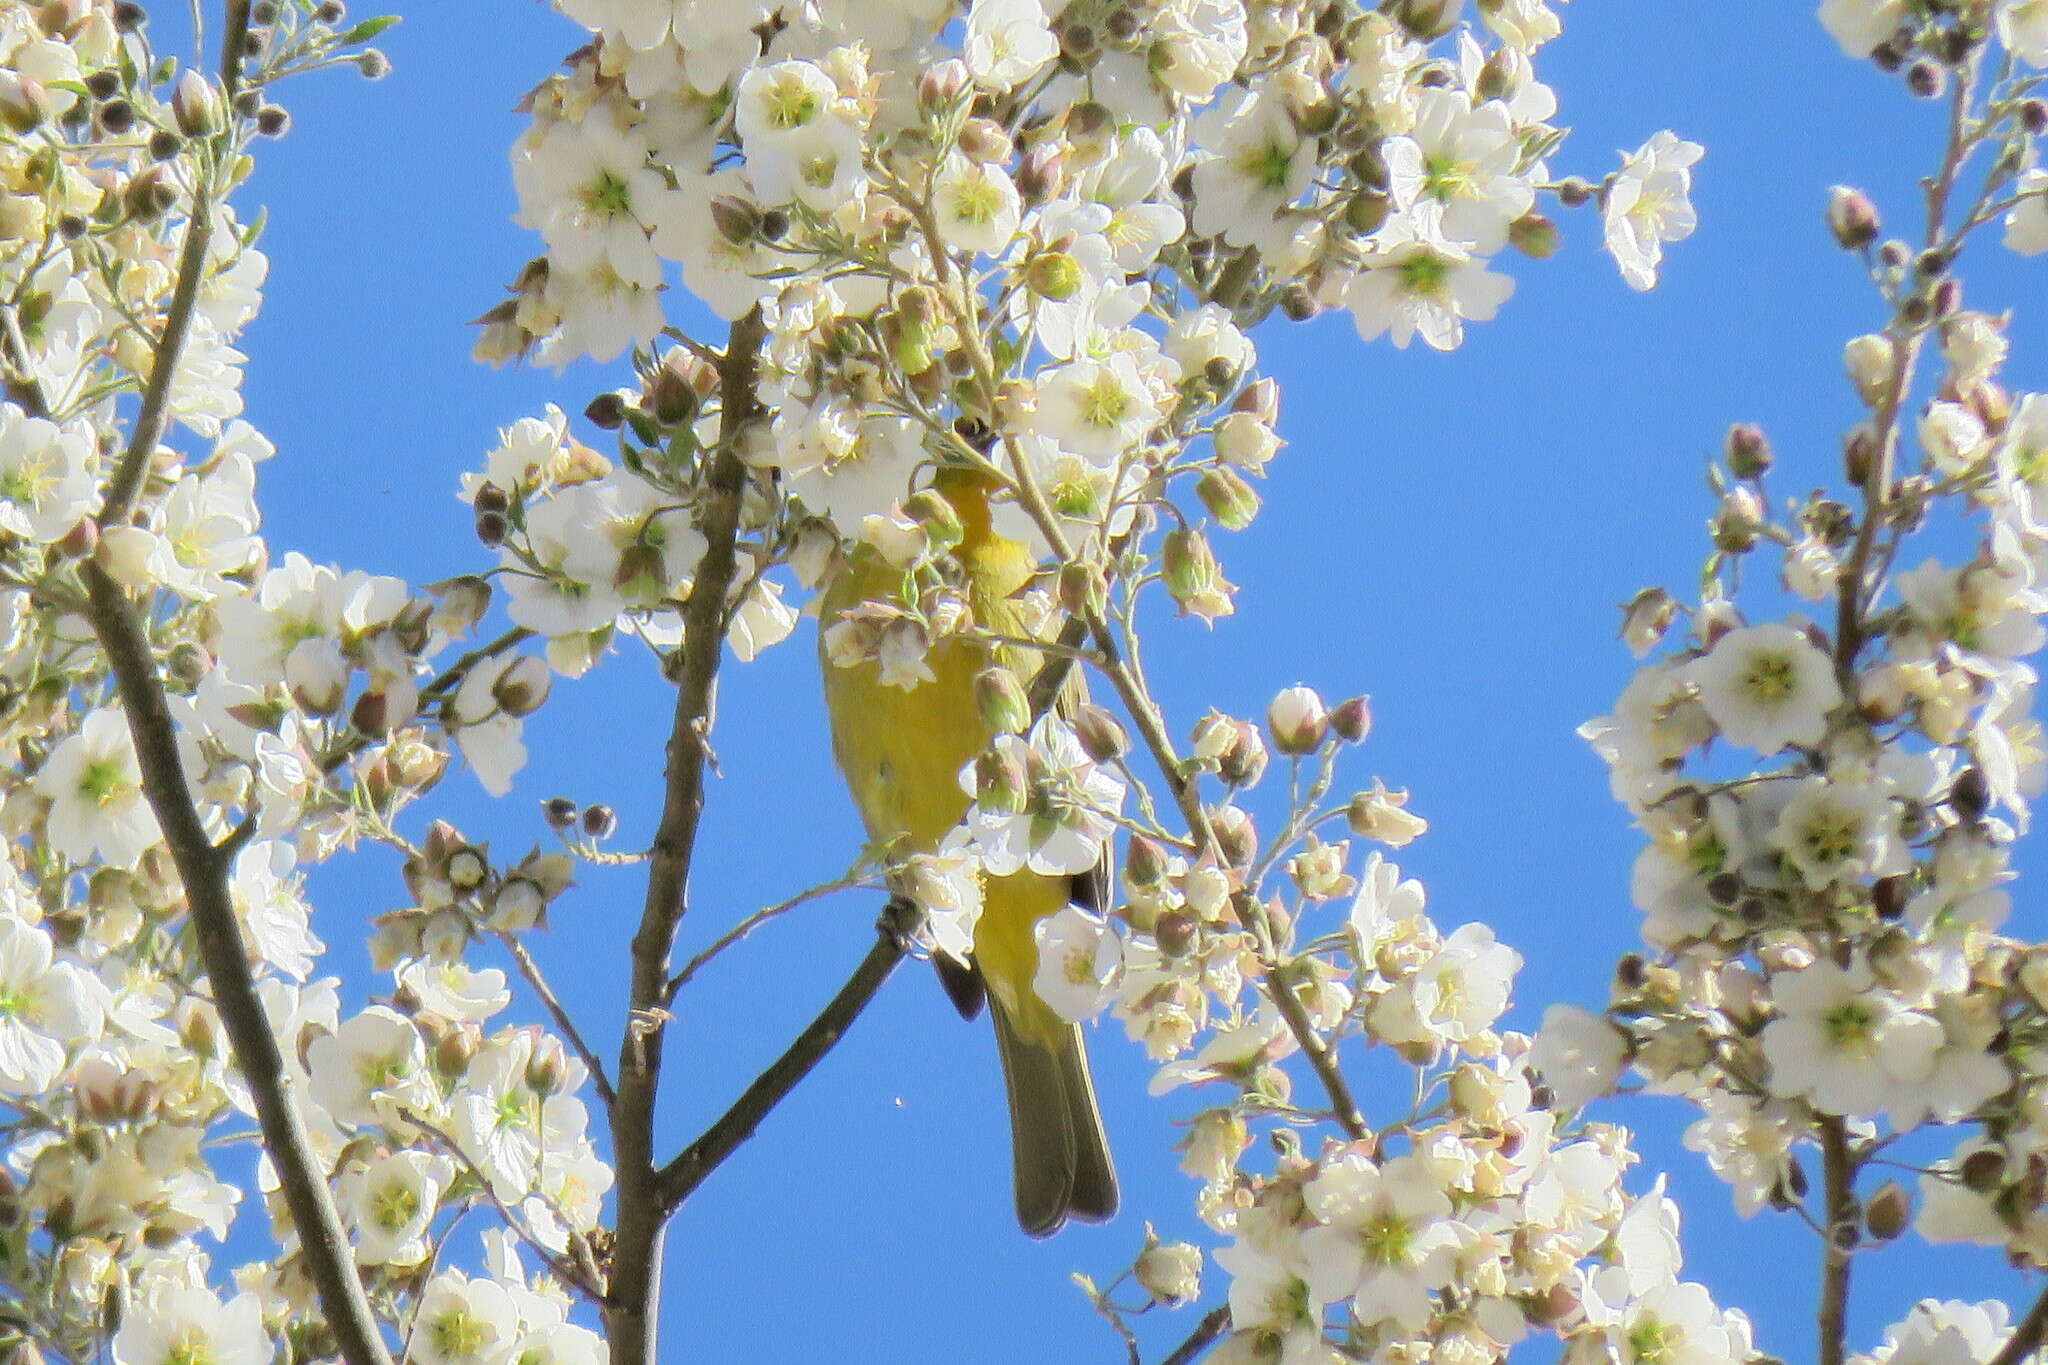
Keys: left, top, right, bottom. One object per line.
{"left": 0, "top": 0, "right": 2042, "bottom": 1364}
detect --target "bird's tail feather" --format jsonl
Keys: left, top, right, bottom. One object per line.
{"left": 990, "top": 997, "right": 1118, "bottom": 1237}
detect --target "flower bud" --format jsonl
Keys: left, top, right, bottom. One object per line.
{"left": 493, "top": 654, "right": 552, "bottom": 717}
{"left": 1025, "top": 249, "right": 1083, "bottom": 301}
{"left": 1196, "top": 466, "right": 1260, "bottom": 530}
{"left": 171, "top": 69, "right": 219, "bottom": 137}
{"left": 709, "top": 195, "right": 761, "bottom": 245}
{"left": 489, "top": 876, "right": 546, "bottom": 933}
{"left": 918, "top": 59, "right": 969, "bottom": 119}
{"left": 1960, "top": 1146, "right": 2006, "bottom": 1192}
{"left": 1864, "top": 1179, "right": 1909, "bottom": 1241}
{"left": 1618, "top": 586, "right": 1676, "bottom": 658}
{"left": 1232, "top": 376, "right": 1278, "bottom": 423}
{"left": 56, "top": 516, "right": 96, "bottom": 559}
{"left": 473, "top": 506, "right": 508, "bottom": 548}
{"left": 1950, "top": 766, "right": 1989, "bottom": 822}
{"left": 0, "top": 72, "right": 47, "bottom": 133}
{"left": 285, "top": 637, "right": 348, "bottom": 716}
{"left": 1328, "top": 695, "right": 1372, "bottom": 743}
{"left": 1125, "top": 834, "right": 1168, "bottom": 886}
{"left": 1267, "top": 685, "right": 1327, "bottom": 755}
{"left": 581, "top": 804, "right": 618, "bottom": 840}
{"left": 1712, "top": 486, "right": 1764, "bottom": 553}
{"left": 446, "top": 844, "right": 488, "bottom": 892}
{"left": 1161, "top": 528, "right": 1235, "bottom": 621}
{"left": 1906, "top": 60, "right": 1943, "bottom": 98}
{"left": 1016, "top": 144, "right": 1065, "bottom": 206}
{"left": 1134, "top": 1235, "right": 1202, "bottom": 1306}
{"left": 975, "top": 746, "right": 1030, "bottom": 813}
{"left": 1210, "top": 804, "right": 1258, "bottom": 869}
{"left": 1395, "top": 0, "right": 1459, "bottom": 40}
{"left": 1212, "top": 412, "right": 1279, "bottom": 470}
{"left": 1725, "top": 423, "right": 1772, "bottom": 479}
{"left": 1508, "top": 211, "right": 1560, "bottom": 258}
{"left": 1826, "top": 186, "right": 1880, "bottom": 250}
{"left": 975, "top": 666, "right": 1031, "bottom": 735}
{"left": 1071, "top": 702, "right": 1128, "bottom": 761}
{"left": 435, "top": 1024, "right": 480, "bottom": 1079}
{"left": 903, "top": 487, "right": 964, "bottom": 550}
{"left": 1216, "top": 720, "right": 1268, "bottom": 788}
{"left": 958, "top": 116, "right": 1013, "bottom": 164}
{"left": 1058, "top": 561, "right": 1107, "bottom": 617}
{"left": 1153, "top": 909, "right": 1197, "bottom": 957}
{"left": 1843, "top": 334, "right": 1895, "bottom": 406}
{"left": 543, "top": 796, "right": 579, "bottom": 831}
{"left": 1344, "top": 190, "right": 1390, "bottom": 235}
{"left": 526, "top": 1035, "right": 569, "bottom": 1094}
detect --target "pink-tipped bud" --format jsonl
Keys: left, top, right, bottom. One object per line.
{"left": 1328, "top": 696, "right": 1372, "bottom": 743}
{"left": 1266, "top": 686, "right": 1328, "bottom": 756}
{"left": 1826, "top": 186, "right": 1880, "bottom": 250}
{"left": 918, "top": 59, "right": 969, "bottom": 118}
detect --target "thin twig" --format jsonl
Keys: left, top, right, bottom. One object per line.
{"left": 664, "top": 874, "right": 869, "bottom": 999}
{"left": 655, "top": 918, "right": 912, "bottom": 1211}
{"left": 400, "top": 1108, "right": 603, "bottom": 1301}
{"left": 495, "top": 931, "right": 616, "bottom": 1110}
{"left": 1157, "top": 1306, "right": 1232, "bottom": 1365}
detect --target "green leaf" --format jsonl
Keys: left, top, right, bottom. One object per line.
{"left": 340, "top": 15, "right": 401, "bottom": 43}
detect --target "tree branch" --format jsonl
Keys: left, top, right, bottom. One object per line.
{"left": 655, "top": 915, "right": 913, "bottom": 1211}
{"left": 1986, "top": 1280, "right": 2048, "bottom": 1365}
{"left": 85, "top": 567, "right": 393, "bottom": 1365}
{"left": 73, "top": 9, "right": 392, "bottom": 1360}
{"left": 495, "top": 930, "right": 615, "bottom": 1110}
{"left": 604, "top": 306, "right": 765, "bottom": 1365}
{"left": 1817, "top": 1116, "right": 1855, "bottom": 1365}
{"left": 1157, "top": 1307, "right": 1232, "bottom": 1365}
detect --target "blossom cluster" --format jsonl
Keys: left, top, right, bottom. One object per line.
{"left": 0, "top": 1, "right": 641, "bottom": 1359}
{"left": 1541, "top": 2, "right": 2048, "bottom": 1358}
{"left": 473, "top": 0, "right": 1725, "bottom": 1358}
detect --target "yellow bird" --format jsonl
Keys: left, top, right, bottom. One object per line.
{"left": 817, "top": 466, "right": 1117, "bottom": 1236}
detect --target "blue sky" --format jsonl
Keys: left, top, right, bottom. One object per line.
{"left": 213, "top": 1, "right": 2043, "bottom": 1359}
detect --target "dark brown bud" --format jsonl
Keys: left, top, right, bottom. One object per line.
{"left": 1872, "top": 874, "right": 1911, "bottom": 920}
{"left": 1865, "top": 1180, "right": 1910, "bottom": 1241}
{"left": 473, "top": 482, "right": 511, "bottom": 516}
{"left": 1906, "top": 61, "right": 1944, "bottom": 98}
{"left": 2023, "top": 100, "right": 2048, "bottom": 135}
{"left": 1951, "top": 766, "right": 1990, "bottom": 821}
{"left": 543, "top": 796, "right": 580, "bottom": 831}
{"left": 473, "top": 507, "right": 508, "bottom": 549}
{"left": 585, "top": 391, "right": 627, "bottom": 429}
{"left": 581, "top": 804, "right": 618, "bottom": 840}
{"left": 1556, "top": 176, "right": 1592, "bottom": 208}
{"left": 254, "top": 104, "right": 289, "bottom": 137}
{"left": 1960, "top": 1146, "right": 2006, "bottom": 1192}
{"left": 1725, "top": 422, "right": 1772, "bottom": 479}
